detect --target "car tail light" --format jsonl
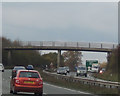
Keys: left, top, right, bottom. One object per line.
{"left": 99, "top": 70, "right": 103, "bottom": 74}
{"left": 39, "top": 80, "right": 43, "bottom": 85}
{"left": 13, "top": 70, "right": 16, "bottom": 73}
{"left": 15, "top": 79, "right": 20, "bottom": 84}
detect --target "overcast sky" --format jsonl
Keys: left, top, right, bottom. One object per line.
{"left": 2, "top": 2, "right": 118, "bottom": 64}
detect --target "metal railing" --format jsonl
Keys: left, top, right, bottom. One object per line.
{"left": 18, "top": 41, "right": 118, "bottom": 49}
{"left": 43, "top": 71, "right": 120, "bottom": 89}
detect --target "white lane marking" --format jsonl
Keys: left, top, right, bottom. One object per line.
{"left": 43, "top": 92, "right": 47, "bottom": 94}
{"left": 18, "top": 92, "right": 47, "bottom": 95}
{"left": 43, "top": 82, "right": 91, "bottom": 94}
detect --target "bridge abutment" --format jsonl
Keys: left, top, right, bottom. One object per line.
{"left": 107, "top": 52, "right": 111, "bottom": 63}
{"left": 8, "top": 51, "right": 12, "bottom": 65}
{"left": 57, "top": 50, "right": 61, "bottom": 69}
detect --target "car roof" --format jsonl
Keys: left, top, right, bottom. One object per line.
{"left": 17, "top": 70, "right": 38, "bottom": 73}
{"left": 0, "top": 63, "right": 3, "bottom": 65}
{"left": 14, "top": 66, "right": 25, "bottom": 68}
{"left": 78, "top": 66, "right": 86, "bottom": 68}
{"left": 27, "top": 65, "right": 33, "bottom": 67}
{"left": 14, "top": 66, "right": 25, "bottom": 67}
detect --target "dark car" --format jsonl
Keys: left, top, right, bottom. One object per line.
{"left": 26, "top": 65, "right": 34, "bottom": 70}
{"left": 10, "top": 70, "right": 43, "bottom": 95}
{"left": 12, "top": 66, "right": 26, "bottom": 78}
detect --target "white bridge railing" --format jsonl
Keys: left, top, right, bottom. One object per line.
{"left": 17, "top": 41, "right": 118, "bottom": 49}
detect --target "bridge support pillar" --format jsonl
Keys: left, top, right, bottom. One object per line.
{"left": 57, "top": 50, "right": 61, "bottom": 69}
{"left": 107, "top": 52, "right": 111, "bottom": 63}
{"left": 8, "top": 51, "right": 12, "bottom": 65}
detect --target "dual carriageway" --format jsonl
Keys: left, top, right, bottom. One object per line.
{"left": 1, "top": 41, "right": 119, "bottom": 95}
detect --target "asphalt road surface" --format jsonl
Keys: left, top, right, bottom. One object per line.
{"left": 1, "top": 69, "right": 95, "bottom": 96}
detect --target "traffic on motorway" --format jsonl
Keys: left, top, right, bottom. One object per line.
{"left": 56, "top": 60, "right": 106, "bottom": 77}
{"left": 2, "top": 69, "right": 93, "bottom": 96}
{"left": 0, "top": 62, "right": 107, "bottom": 96}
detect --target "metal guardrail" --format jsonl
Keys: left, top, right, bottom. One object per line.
{"left": 16, "top": 41, "right": 118, "bottom": 49}
{"left": 43, "top": 71, "right": 120, "bottom": 89}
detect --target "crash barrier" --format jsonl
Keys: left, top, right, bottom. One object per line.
{"left": 43, "top": 71, "right": 120, "bottom": 89}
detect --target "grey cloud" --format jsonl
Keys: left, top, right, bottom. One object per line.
{"left": 2, "top": 2, "right": 118, "bottom": 42}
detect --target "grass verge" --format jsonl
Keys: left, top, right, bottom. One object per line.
{"left": 93, "top": 71, "right": 119, "bottom": 82}
{"left": 38, "top": 69, "right": 119, "bottom": 95}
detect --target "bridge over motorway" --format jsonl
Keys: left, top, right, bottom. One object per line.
{"left": 3, "top": 41, "right": 118, "bottom": 68}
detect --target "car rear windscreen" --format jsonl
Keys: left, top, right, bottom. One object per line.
{"left": 78, "top": 67, "right": 86, "bottom": 70}
{"left": 19, "top": 71, "right": 40, "bottom": 78}
{"left": 14, "top": 67, "right": 25, "bottom": 70}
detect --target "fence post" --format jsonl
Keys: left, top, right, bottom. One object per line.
{"left": 64, "top": 42, "right": 67, "bottom": 47}
{"left": 52, "top": 41, "right": 55, "bottom": 46}
{"left": 113, "top": 44, "right": 114, "bottom": 49}
{"left": 89, "top": 43, "right": 90, "bottom": 48}
{"left": 40, "top": 42, "right": 43, "bottom": 46}
{"left": 101, "top": 44, "right": 102, "bottom": 48}
{"left": 77, "top": 42, "right": 78, "bottom": 47}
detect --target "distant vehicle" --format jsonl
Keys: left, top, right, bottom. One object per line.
{"left": 99, "top": 68, "right": 106, "bottom": 74}
{"left": 57, "top": 67, "right": 67, "bottom": 75}
{"left": 76, "top": 66, "right": 87, "bottom": 77}
{"left": 12, "top": 66, "right": 26, "bottom": 78}
{"left": 91, "top": 64, "right": 99, "bottom": 73}
{"left": 0, "top": 63, "right": 4, "bottom": 72}
{"left": 45, "top": 65, "right": 48, "bottom": 71}
{"left": 10, "top": 70, "right": 43, "bottom": 95}
{"left": 26, "top": 65, "right": 34, "bottom": 70}
{"left": 86, "top": 60, "right": 99, "bottom": 72}
{"left": 64, "top": 66, "right": 70, "bottom": 73}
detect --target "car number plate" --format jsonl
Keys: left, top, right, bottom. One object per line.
{"left": 24, "top": 81, "right": 34, "bottom": 84}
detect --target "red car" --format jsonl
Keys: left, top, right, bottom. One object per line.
{"left": 10, "top": 70, "right": 43, "bottom": 95}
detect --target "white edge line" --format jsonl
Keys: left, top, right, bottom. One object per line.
{"left": 43, "top": 92, "right": 47, "bottom": 95}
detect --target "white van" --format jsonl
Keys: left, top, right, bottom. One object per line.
{"left": 91, "top": 64, "right": 99, "bottom": 73}
{"left": 0, "top": 63, "right": 4, "bottom": 72}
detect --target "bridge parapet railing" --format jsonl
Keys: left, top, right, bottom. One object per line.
{"left": 89, "top": 43, "right": 117, "bottom": 49}
{"left": 101, "top": 43, "right": 117, "bottom": 49}
{"left": 15, "top": 41, "right": 118, "bottom": 49}
{"left": 78, "top": 42, "right": 89, "bottom": 48}
{"left": 54, "top": 41, "right": 66, "bottom": 47}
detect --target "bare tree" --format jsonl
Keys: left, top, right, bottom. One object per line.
{"left": 62, "top": 51, "right": 82, "bottom": 71}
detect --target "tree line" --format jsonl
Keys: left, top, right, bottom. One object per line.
{"left": 106, "top": 45, "right": 120, "bottom": 74}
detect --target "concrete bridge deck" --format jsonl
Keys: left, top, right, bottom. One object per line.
{"left": 3, "top": 41, "right": 117, "bottom": 52}
{"left": 4, "top": 46, "right": 113, "bottom": 52}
